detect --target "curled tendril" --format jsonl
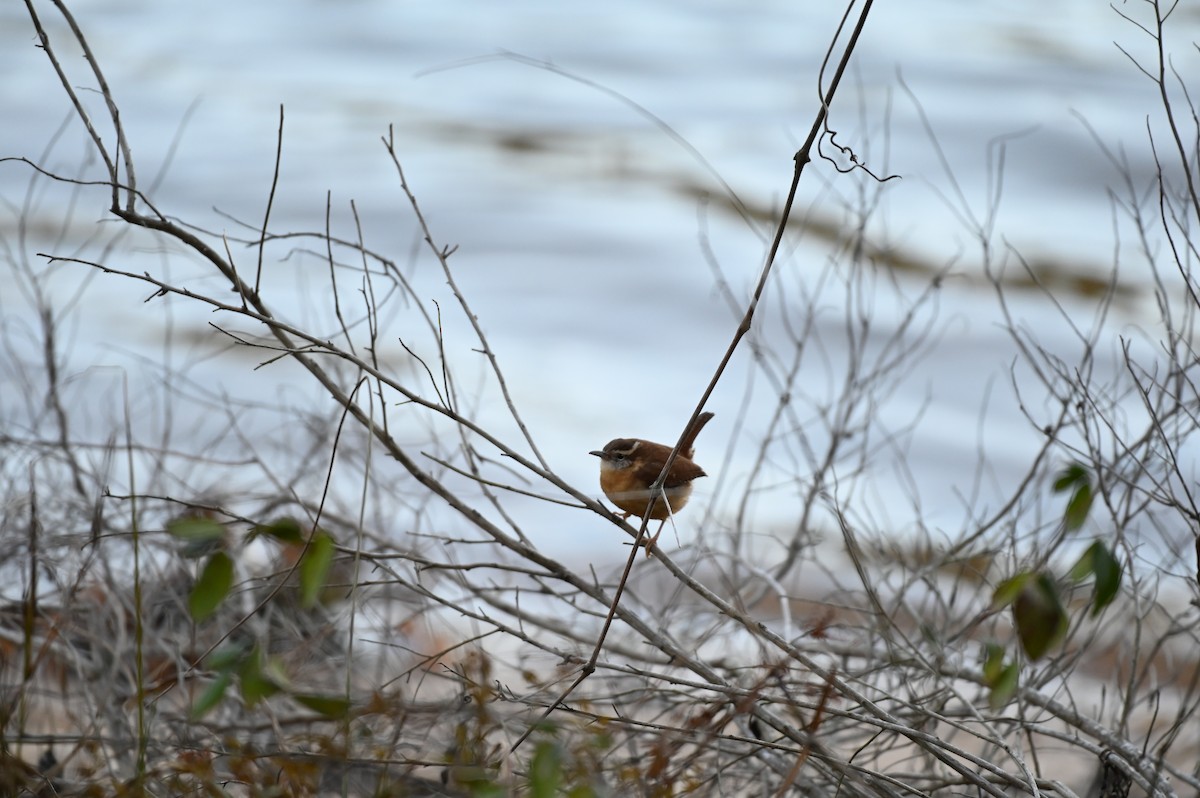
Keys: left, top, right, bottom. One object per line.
{"left": 818, "top": 127, "right": 900, "bottom": 183}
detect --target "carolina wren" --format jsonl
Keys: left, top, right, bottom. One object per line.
{"left": 589, "top": 412, "right": 714, "bottom": 552}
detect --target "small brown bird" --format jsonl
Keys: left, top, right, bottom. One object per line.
{"left": 589, "top": 412, "right": 714, "bottom": 552}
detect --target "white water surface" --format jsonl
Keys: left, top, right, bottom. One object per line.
{"left": 2, "top": 1, "right": 1196, "bottom": 565}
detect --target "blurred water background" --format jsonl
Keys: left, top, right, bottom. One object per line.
{"left": 2, "top": 0, "right": 1197, "bottom": 565}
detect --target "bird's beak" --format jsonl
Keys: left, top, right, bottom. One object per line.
{"left": 588, "top": 450, "right": 603, "bottom": 458}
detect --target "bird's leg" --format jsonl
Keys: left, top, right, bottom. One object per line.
{"left": 644, "top": 491, "right": 677, "bottom": 556}
{"left": 645, "top": 518, "right": 669, "bottom": 557}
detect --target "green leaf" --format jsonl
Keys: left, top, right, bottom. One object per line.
{"left": 293, "top": 693, "right": 352, "bottom": 719}
{"left": 250, "top": 517, "right": 304, "bottom": 545}
{"left": 991, "top": 572, "right": 1031, "bottom": 609}
{"left": 1053, "top": 462, "right": 1089, "bottom": 493}
{"left": 982, "top": 642, "right": 1019, "bottom": 709}
{"left": 529, "top": 740, "right": 563, "bottom": 798}
{"left": 299, "top": 530, "right": 335, "bottom": 608}
{"left": 204, "top": 642, "right": 249, "bottom": 671}
{"left": 1052, "top": 462, "right": 1094, "bottom": 531}
{"left": 1068, "top": 545, "right": 1096, "bottom": 582}
{"left": 567, "top": 787, "right": 599, "bottom": 798}
{"left": 987, "top": 662, "right": 1019, "bottom": 710}
{"left": 178, "top": 538, "right": 222, "bottom": 560}
{"left": 1089, "top": 542, "right": 1121, "bottom": 615}
{"left": 190, "top": 669, "right": 233, "bottom": 719}
{"left": 1013, "top": 572, "right": 1068, "bottom": 660}
{"left": 262, "top": 655, "right": 295, "bottom": 692}
{"left": 1069, "top": 541, "right": 1122, "bottom": 616}
{"left": 167, "top": 516, "right": 225, "bottom": 542}
{"left": 189, "top": 552, "right": 234, "bottom": 622}
{"left": 238, "top": 646, "right": 281, "bottom": 708}
{"left": 1063, "top": 482, "right": 1093, "bottom": 531}
{"left": 982, "top": 643, "right": 1006, "bottom": 683}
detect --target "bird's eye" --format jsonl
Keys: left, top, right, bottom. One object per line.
{"left": 613, "top": 452, "right": 625, "bottom": 461}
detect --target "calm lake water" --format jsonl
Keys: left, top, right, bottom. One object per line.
{"left": 2, "top": 1, "right": 1197, "bottom": 564}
